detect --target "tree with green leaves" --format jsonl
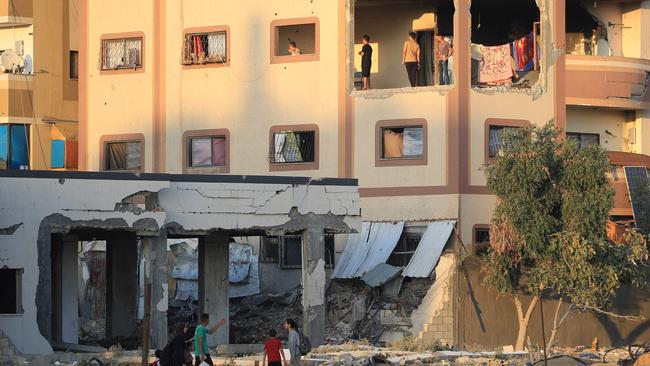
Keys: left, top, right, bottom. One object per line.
{"left": 482, "top": 122, "right": 648, "bottom": 351}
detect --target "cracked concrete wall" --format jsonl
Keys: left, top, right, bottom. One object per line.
{"left": 0, "top": 175, "right": 360, "bottom": 355}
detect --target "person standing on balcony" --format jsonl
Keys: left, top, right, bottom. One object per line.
{"left": 402, "top": 31, "right": 420, "bottom": 87}
{"left": 437, "top": 36, "right": 452, "bottom": 85}
{"left": 359, "top": 34, "right": 373, "bottom": 90}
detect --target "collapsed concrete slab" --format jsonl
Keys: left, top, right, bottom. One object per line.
{"left": 0, "top": 170, "right": 360, "bottom": 355}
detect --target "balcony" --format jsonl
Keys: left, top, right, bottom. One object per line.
{"left": 0, "top": 0, "right": 32, "bottom": 27}
{"left": 565, "top": 55, "right": 650, "bottom": 110}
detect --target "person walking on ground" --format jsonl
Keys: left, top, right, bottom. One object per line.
{"left": 194, "top": 314, "right": 226, "bottom": 366}
{"left": 284, "top": 319, "right": 301, "bottom": 366}
{"left": 402, "top": 31, "right": 420, "bottom": 87}
{"left": 359, "top": 34, "right": 373, "bottom": 90}
{"left": 262, "top": 328, "right": 287, "bottom": 366}
{"left": 167, "top": 323, "right": 189, "bottom": 366}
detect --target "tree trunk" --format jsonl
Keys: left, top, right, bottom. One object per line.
{"left": 514, "top": 295, "right": 540, "bottom": 351}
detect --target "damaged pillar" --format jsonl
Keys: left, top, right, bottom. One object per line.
{"left": 143, "top": 231, "right": 168, "bottom": 349}
{"left": 106, "top": 233, "right": 139, "bottom": 339}
{"left": 198, "top": 234, "right": 229, "bottom": 346}
{"left": 301, "top": 227, "right": 326, "bottom": 347}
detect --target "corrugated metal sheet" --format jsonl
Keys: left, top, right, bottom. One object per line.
{"left": 361, "top": 263, "right": 403, "bottom": 287}
{"left": 332, "top": 221, "right": 404, "bottom": 279}
{"left": 402, "top": 220, "right": 455, "bottom": 278}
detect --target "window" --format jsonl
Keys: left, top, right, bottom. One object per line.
{"left": 488, "top": 126, "right": 520, "bottom": 158}
{"left": 262, "top": 234, "right": 335, "bottom": 268}
{"left": 70, "top": 50, "right": 79, "bottom": 79}
{"left": 269, "top": 125, "right": 319, "bottom": 171}
{"left": 474, "top": 226, "right": 491, "bottom": 255}
{"left": 0, "top": 268, "right": 23, "bottom": 314}
{"left": 270, "top": 18, "right": 320, "bottom": 63}
{"left": 387, "top": 232, "right": 422, "bottom": 267}
{"left": 104, "top": 140, "right": 142, "bottom": 171}
{"left": 183, "top": 27, "right": 229, "bottom": 66}
{"left": 375, "top": 119, "right": 428, "bottom": 167}
{"left": 101, "top": 36, "right": 143, "bottom": 71}
{"left": 567, "top": 132, "right": 600, "bottom": 150}
{"left": 0, "top": 124, "right": 29, "bottom": 170}
{"left": 189, "top": 136, "right": 226, "bottom": 167}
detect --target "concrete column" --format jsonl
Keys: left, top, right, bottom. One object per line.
{"left": 143, "top": 232, "right": 168, "bottom": 349}
{"left": 106, "top": 233, "right": 139, "bottom": 339}
{"left": 198, "top": 235, "right": 229, "bottom": 346}
{"left": 61, "top": 236, "right": 79, "bottom": 344}
{"left": 301, "top": 228, "right": 326, "bottom": 347}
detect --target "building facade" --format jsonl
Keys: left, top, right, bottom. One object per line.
{"left": 0, "top": 0, "right": 78, "bottom": 171}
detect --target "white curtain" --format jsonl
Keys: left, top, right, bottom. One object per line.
{"left": 403, "top": 127, "right": 424, "bottom": 157}
{"left": 207, "top": 32, "right": 227, "bottom": 61}
{"left": 190, "top": 137, "right": 212, "bottom": 167}
{"left": 126, "top": 142, "right": 141, "bottom": 169}
{"left": 273, "top": 133, "right": 286, "bottom": 163}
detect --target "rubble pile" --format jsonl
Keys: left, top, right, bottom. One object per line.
{"left": 230, "top": 286, "right": 303, "bottom": 343}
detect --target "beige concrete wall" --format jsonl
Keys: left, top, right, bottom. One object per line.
{"left": 354, "top": 2, "right": 437, "bottom": 89}
{"left": 566, "top": 107, "right": 630, "bottom": 152}
{"left": 162, "top": 0, "right": 339, "bottom": 177}
{"left": 361, "top": 194, "right": 458, "bottom": 222}
{"left": 86, "top": 0, "right": 153, "bottom": 171}
{"left": 622, "top": 4, "right": 642, "bottom": 58}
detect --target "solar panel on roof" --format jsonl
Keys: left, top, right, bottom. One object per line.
{"left": 624, "top": 166, "right": 649, "bottom": 228}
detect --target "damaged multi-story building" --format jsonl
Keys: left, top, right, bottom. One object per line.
{"left": 1, "top": 0, "right": 650, "bottom": 357}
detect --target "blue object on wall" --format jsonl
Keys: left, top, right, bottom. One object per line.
{"left": 9, "top": 125, "right": 29, "bottom": 169}
{"left": 51, "top": 139, "right": 65, "bottom": 168}
{"left": 0, "top": 125, "right": 7, "bottom": 169}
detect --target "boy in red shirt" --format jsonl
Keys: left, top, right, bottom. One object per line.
{"left": 262, "top": 329, "right": 287, "bottom": 366}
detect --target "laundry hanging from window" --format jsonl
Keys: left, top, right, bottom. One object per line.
{"left": 512, "top": 32, "right": 536, "bottom": 72}
{"left": 272, "top": 131, "right": 315, "bottom": 164}
{"left": 183, "top": 32, "right": 227, "bottom": 65}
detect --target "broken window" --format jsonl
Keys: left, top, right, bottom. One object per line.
{"left": 567, "top": 132, "right": 600, "bottom": 150}
{"left": 263, "top": 234, "right": 335, "bottom": 268}
{"left": 0, "top": 124, "right": 29, "bottom": 170}
{"left": 70, "top": 50, "right": 79, "bottom": 79}
{"left": 189, "top": 136, "right": 226, "bottom": 167}
{"left": 353, "top": 0, "right": 455, "bottom": 89}
{"left": 0, "top": 268, "right": 22, "bottom": 314}
{"left": 474, "top": 227, "right": 490, "bottom": 255}
{"left": 105, "top": 140, "right": 142, "bottom": 171}
{"left": 381, "top": 126, "right": 424, "bottom": 159}
{"left": 271, "top": 130, "right": 315, "bottom": 164}
{"left": 273, "top": 22, "right": 317, "bottom": 57}
{"left": 101, "top": 37, "right": 142, "bottom": 70}
{"left": 488, "top": 125, "right": 520, "bottom": 158}
{"left": 470, "top": 0, "right": 540, "bottom": 88}
{"left": 183, "top": 30, "right": 228, "bottom": 65}
{"left": 387, "top": 232, "right": 422, "bottom": 267}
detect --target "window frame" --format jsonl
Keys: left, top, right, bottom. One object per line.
{"left": 375, "top": 119, "right": 428, "bottom": 167}
{"left": 182, "top": 25, "right": 231, "bottom": 69}
{"left": 264, "top": 234, "right": 335, "bottom": 268}
{"left": 0, "top": 268, "right": 23, "bottom": 315}
{"left": 99, "top": 133, "right": 145, "bottom": 172}
{"left": 387, "top": 230, "right": 423, "bottom": 267}
{"left": 270, "top": 17, "right": 320, "bottom": 64}
{"left": 0, "top": 123, "right": 30, "bottom": 170}
{"left": 484, "top": 118, "right": 530, "bottom": 162}
{"left": 99, "top": 32, "right": 145, "bottom": 75}
{"left": 182, "top": 129, "right": 230, "bottom": 174}
{"left": 473, "top": 224, "right": 491, "bottom": 254}
{"left": 567, "top": 132, "right": 600, "bottom": 150}
{"left": 269, "top": 124, "right": 319, "bottom": 171}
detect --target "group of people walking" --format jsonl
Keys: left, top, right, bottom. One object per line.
{"left": 358, "top": 31, "right": 453, "bottom": 90}
{"left": 151, "top": 314, "right": 304, "bottom": 366}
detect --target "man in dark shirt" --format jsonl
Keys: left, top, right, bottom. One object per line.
{"left": 359, "top": 34, "right": 372, "bottom": 90}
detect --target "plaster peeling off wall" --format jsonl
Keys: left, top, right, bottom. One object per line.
{"left": 305, "top": 259, "right": 326, "bottom": 308}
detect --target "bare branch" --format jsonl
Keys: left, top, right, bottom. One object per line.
{"left": 580, "top": 306, "right": 645, "bottom": 321}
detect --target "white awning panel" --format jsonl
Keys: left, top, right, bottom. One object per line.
{"left": 332, "top": 221, "right": 405, "bottom": 279}
{"left": 402, "top": 220, "right": 455, "bottom": 278}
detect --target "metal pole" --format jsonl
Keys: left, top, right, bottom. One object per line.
{"left": 142, "top": 283, "right": 151, "bottom": 366}
{"left": 539, "top": 296, "right": 548, "bottom": 366}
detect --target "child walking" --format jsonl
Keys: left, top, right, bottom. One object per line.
{"left": 262, "top": 329, "right": 287, "bottom": 366}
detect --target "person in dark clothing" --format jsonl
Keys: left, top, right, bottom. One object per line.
{"left": 169, "top": 323, "right": 189, "bottom": 366}
{"left": 358, "top": 34, "right": 373, "bottom": 90}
